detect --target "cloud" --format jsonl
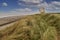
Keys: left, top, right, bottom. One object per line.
{"left": 44, "top": 1, "right": 60, "bottom": 12}
{"left": 51, "top": 1, "right": 60, "bottom": 9}
{"left": 18, "top": 0, "right": 43, "bottom": 6}
{"left": 2, "top": 2, "right": 8, "bottom": 7}
{"left": 52, "top": 1, "right": 60, "bottom": 5}
{"left": 22, "top": 0, "right": 40, "bottom": 3}
{"left": 6, "top": 8, "right": 39, "bottom": 16}
{"left": 36, "top": 1, "right": 60, "bottom": 12}
{"left": 0, "top": 8, "right": 34, "bottom": 17}
{"left": 18, "top": 0, "right": 60, "bottom": 12}
{"left": 19, "top": 0, "right": 43, "bottom": 3}
{"left": 47, "top": 1, "right": 60, "bottom": 10}
{"left": 15, "top": 8, "right": 32, "bottom": 12}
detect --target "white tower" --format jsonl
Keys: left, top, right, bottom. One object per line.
{"left": 39, "top": 7, "right": 45, "bottom": 14}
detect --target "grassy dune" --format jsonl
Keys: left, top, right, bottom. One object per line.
{"left": 0, "top": 13, "right": 60, "bottom": 40}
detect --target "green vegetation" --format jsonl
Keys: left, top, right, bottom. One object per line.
{"left": 0, "top": 13, "right": 60, "bottom": 40}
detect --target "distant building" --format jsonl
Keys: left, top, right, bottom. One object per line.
{"left": 39, "top": 7, "right": 45, "bottom": 14}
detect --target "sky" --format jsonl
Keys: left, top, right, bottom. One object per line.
{"left": 0, "top": 0, "right": 60, "bottom": 17}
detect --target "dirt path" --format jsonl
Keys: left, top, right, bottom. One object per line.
{"left": 0, "top": 22, "right": 16, "bottom": 30}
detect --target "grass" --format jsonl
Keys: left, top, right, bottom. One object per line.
{"left": 0, "top": 13, "right": 60, "bottom": 40}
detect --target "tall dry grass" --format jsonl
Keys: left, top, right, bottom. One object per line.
{"left": 0, "top": 14, "right": 60, "bottom": 40}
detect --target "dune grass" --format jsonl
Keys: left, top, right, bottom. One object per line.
{"left": 0, "top": 13, "right": 60, "bottom": 40}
